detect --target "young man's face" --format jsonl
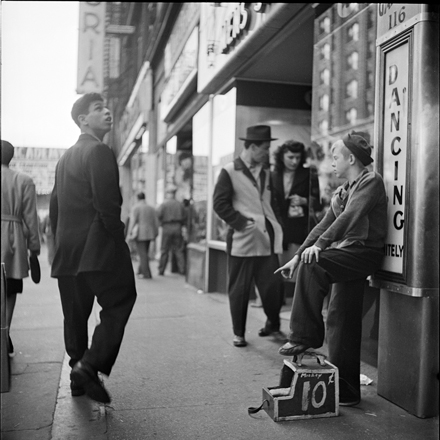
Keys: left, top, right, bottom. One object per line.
{"left": 251, "top": 141, "right": 271, "bottom": 164}
{"left": 82, "top": 100, "right": 112, "bottom": 136}
{"left": 331, "top": 142, "right": 351, "bottom": 179}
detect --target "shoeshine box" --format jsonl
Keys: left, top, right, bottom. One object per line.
{"left": 262, "top": 356, "right": 339, "bottom": 421}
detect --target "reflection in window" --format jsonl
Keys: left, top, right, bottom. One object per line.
{"left": 346, "top": 80, "right": 358, "bottom": 98}
{"left": 346, "top": 107, "right": 357, "bottom": 125}
{"left": 211, "top": 88, "right": 237, "bottom": 242}
{"left": 191, "top": 101, "right": 211, "bottom": 244}
{"left": 319, "top": 16, "right": 331, "bottom": 34}
{"left": 347, "top": 23, "right": 359, "bottom": 41}
{"left": 320, "top": 68, "right": 330, "bottom": 85}
{"left": 347, "top": 51, "right": 358, "bottom": 70}
{"left": 319, "top": 94, "right": 329, "bottom": 111}
{"left": 319, "top": 119, "right": 329, "bottom": 133}
{"left": 320, "top": 43, "right": 330, "bottom": 60}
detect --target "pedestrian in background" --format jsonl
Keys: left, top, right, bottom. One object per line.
{"left": 157, "top": 186, "right": 186, "bottom": 276}
{"left": 50, "top": 93, "right": 137, "bottom": 404}
{"left": 213, "top": 125, "right": 284, "bottom": 347}
{"left": 42, "top": 213, "right": 55, "bottom": 265}
{"left": 128, "top": 191, "right": 159, "bottom": 279}
{"left": 1, "top": 140, "right": 41, "bottom": 357}
{"left": 271, "top": 140, "right": 322, "bottom": 293}
{"left": 276, "top": 132, "right": 387, "bottom": 406}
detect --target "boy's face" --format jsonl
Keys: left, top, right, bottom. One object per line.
{"left": 81, "top": 100, "right": 112, "bottom": 136}
{"left": 331, "top": 142, "right": 351, "bottom": 179}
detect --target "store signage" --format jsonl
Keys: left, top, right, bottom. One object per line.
{"left": 10, "top": 147, "right": 67, "bottom": 195}
{"left": 219, "top": 3, "right": 251, "bottom": 54}
{"left": 381, "top": 41, "right": 409, "bottom": 275}
{"left": 377, "top": 4, "right": 421, "bottom": 39}
{"left": 160, "top": 27, "right": 198, "bottom": 121}
{"left": 77, "top": 2, "right": 105, "bottom": 93}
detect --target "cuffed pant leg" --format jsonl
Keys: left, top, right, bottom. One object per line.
{"left": 254, "top": 254, "right": 283, "bottom": 331}
{"left": 289, "top": 259, "right": 331, "bottom": 347}
{"left": 58, "top": 276, "right": 95, "bottom": 369}
{"left": 326, "top": 279, "right": 364, "bottom": 399}
{"left": 136, "top": 240, "right": 151, "bottom": 277}
{"left": 81, "top": 248, "right": 137, "bottom": 376}
{"left": 158, "top": 230, "right": 171, "bottom": 274}
{"left": 227, "top": 256, "right": 253, "bottom": 337}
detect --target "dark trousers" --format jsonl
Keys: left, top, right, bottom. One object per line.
{"left": 58, "top": 252, "right": 137, "bottom": 376}
{"left": 158, "top": 224, "right": 185, "bottom": 275}
{"left": 227, "top": 253, "right": 283, "bottom": 337}
{"left": 136, "top": 240, "right": 152, "bottom": 277}
{"left": 289, "top": 245, "right": 383, "bottom": 398}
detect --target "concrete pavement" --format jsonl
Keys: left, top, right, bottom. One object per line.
{"left": 1, "top": 244, "right": 438, "bottom": 439}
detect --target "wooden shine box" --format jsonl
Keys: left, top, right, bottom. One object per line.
{"left": 263, "top": 356, "right": 339, "bottom": 421}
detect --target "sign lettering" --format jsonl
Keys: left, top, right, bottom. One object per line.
{"left": 381, "top": 41, "right": 409, "bottom": 274}
{"left": 77, "top": 2, "right": 105, "bottom": 93}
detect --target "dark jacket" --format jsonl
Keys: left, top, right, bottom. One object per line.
{"left": 271, "top": 166, "right": 321, "bottom": 247}
{"left": 297, "top": 169, "right": 387, "bottom": 254}
{"left": 50, "top": 134, "right": 127, "bottom": 277}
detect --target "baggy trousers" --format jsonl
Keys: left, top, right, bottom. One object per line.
{"left": 289, "top": 245, "right": 384, "bottom": 398}
{"left": 136, "top": 240, "right": 152, "bottom": 277}
{"left": 227, "top": 253, "right": 283, "bottom": 337}
{"left": 58, "top": 250, "right": 137, "bottom": 376}
{"left": 158, "top": 223, "right": 185, "bottom": 275}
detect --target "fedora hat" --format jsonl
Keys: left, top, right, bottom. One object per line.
{"left": 239, "top": 125, "right": 277, "bottom": 142}
{"left": 342, "top": 132, "right": 374, "bottom": 166}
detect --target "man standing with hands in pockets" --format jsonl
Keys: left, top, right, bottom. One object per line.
{"left": 276, "top": 132, "right": 387, "bottom": 406}
{"left": 214, "top": 125, "right": 284, "bottom": 348}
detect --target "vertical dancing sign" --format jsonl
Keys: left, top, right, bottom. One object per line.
{"left": 381, "top": 41, "right": 409, "bottom": 275}
{"left": 77, "top": 2, "right": 105, "bottom": 93}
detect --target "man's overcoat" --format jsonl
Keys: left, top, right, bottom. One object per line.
{"left": 1, "top": 165, "right": 40, "bottom": 279}
{"left": 50, "top": 134, "right": 127, "bottom": 277}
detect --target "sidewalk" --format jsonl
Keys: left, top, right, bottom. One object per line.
{"left": 2, "top": 245, "right": 439, "bottom": 439}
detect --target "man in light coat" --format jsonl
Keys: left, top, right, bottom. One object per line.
{"left": 128, "top": 192, "right": 159, "bottom": 279}
{"left": 213, "top": 125, "right": 284, "bottom": 347}
{"left": 1, "top": 140, "right": 41, "bottom": 357}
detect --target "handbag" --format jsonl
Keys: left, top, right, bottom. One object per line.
{"left": 29, "top": 254, "right": 41, "bottom": 284}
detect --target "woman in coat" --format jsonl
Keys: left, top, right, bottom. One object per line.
{"left": 271, "top": 140, "right": 322, "bottom": 288}
{"left": 1, "top": 140, "right": 41, "bottom": 356}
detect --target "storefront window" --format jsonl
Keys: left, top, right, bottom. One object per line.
{"left": 192, "top": 101, "right": 211, "bottom": 244}
{"left": 211, "top": 88, "right": 236, "bottom": 243}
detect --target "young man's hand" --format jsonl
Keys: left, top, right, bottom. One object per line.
{"left": 301, "top": 245, "right": 322, "bottom": 263}
{"left": 274, "top": 255, "right": 300, "bottom": 279}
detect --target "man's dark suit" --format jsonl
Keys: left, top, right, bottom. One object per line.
{"left": 50, "top": 133, "right": 136, "bottom": 376}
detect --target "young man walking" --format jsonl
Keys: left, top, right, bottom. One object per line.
{"left": 50, "top": 93, "right": 137, "bottom": 403}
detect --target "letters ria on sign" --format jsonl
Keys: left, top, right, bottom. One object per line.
{"left": 77, "top": 2, "right": 105, "bottom": 94}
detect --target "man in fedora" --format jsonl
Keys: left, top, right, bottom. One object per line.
{"left": 213, "top": 125, "right": 284, "bottom": 347}
{"left": 276, "top": 132, "right": 387, "bottom": 406}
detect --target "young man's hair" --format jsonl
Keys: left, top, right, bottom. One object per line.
{"left": 1, "top": 140, "right": 14, "bottom": 165}
{"left": 137, "top": 192, "right": 146, "bottom": 200}
{"left": 71, "top": 93, "right": 104, "bottom": 127}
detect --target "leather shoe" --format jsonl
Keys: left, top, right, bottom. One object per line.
{"left": 233, "top": 335, "right": 247, "bottom": 347}
{"left": 278, "top": 341, "right": 309, "bottom": 356}
{"left": 71, "top": 361, "right": 111, "bottom": 403}
{"left": 258, "top": 327, "right": 280, "bottom": 337}
{"left": 70, "top": 378, "right": 85, "bottom": 397}
{"left": 339, "top": 396, "right": 361, "bottom": 407}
